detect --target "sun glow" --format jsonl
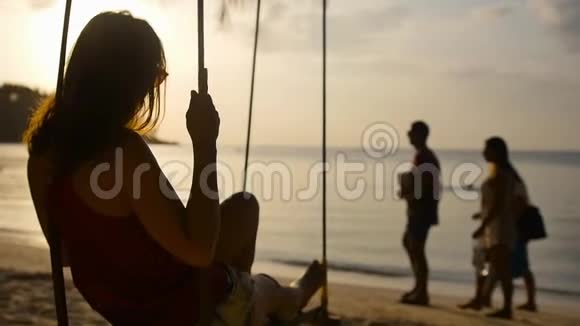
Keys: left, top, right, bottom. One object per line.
{"left": 28, "top": 0, "right": 171, "bottom": 90}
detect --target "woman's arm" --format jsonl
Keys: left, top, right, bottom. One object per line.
{"left": 473, "top": 176, "right": 506, "bottom": 238}
{"left": 125, "top": 92, "right": 221, "bottom": 267}
{"left": 27, "top": 155, "right": 70, "bottom": 266}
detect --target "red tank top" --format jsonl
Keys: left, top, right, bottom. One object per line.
{"left": 49, "top": 178, "right": 229, "bottom": 325}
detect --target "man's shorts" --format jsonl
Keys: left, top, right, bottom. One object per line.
{"left": 405, "top": 218, "right": 432, "bottom": 243}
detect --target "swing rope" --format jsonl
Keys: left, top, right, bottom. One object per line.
{"left": 50, "top": 0, "right": 73, "bottom": 325}
{"left": 242, "top": 0, "right": 262, "bottom": 192}
{"left": 320, "top": 0, "right": 329, "bottom": 316}
{"left": 196, "top": 3, "right": 216, "bottom": 325}
{"left": 198, "top": 0, "right": 208, "bottom": 95}
{"left": 240, "top": 0, "right": 331, "bottom": 319}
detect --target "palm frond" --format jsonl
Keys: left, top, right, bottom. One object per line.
{"left": 220, "top": 0, "right": 242, "bottom": 24}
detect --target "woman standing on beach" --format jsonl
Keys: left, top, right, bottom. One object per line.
{"left": 24, "top": 11, "right": 323, "bottom": 325}
{"left": 471, "top": 137, "right": 528, "bottom": 319}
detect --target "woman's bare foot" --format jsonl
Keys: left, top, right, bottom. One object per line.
{"left": 274, "top": 261, "right": 325, "bottom": 321}
{"left": 290, "top": 260, "right": 326, "bottom": 310}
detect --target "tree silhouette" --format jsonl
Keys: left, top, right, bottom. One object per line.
{"left": 0, "top": 84, "right": 45, "bottom": 143}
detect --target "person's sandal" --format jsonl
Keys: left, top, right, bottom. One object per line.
{"left": 457, "top": 299, "right": 482, "bottom": 311}
{"left": 400, "top": 289, "right": 416, "bottom": 302}
{"left": 482, "top": 299, "right": 492, "bottom": 308}
{"left": 486, "top": 308, "right": 512, "bottom": 320}
{"left": 401, "top": 294, "right": 429, "bottom": 306}
{"left": 517, "top": 302, "right": 538, "bottom": 312}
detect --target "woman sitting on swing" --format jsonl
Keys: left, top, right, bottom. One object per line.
{"left": 25, "top": 11, "right": 323, "bottom": 326}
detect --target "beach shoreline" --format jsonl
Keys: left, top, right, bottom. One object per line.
{"left": 1, "top": 240, "right": 579, "bottom": 325}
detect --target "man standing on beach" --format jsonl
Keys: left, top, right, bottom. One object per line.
{"left": 399, "top": 121, "right": 441, "bottom": 305}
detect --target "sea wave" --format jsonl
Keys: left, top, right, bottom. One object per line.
{"left": 270, "top": 257, "right": 580, "bottom": 298}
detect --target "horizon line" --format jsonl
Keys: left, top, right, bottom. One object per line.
{"left": 2, "top": 142, "right": 580, "bottom": 154}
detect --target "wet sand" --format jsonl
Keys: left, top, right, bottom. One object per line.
{"left": 1, "top": 241, "right": 579, "bottom": 325}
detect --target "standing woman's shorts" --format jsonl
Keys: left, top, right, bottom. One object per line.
{"left": 511, "top": 238, "right": 530, "bottom": 279}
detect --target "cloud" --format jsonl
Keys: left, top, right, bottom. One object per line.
{"left": 332, "top": 5, "right": 410, "bottom": 42}
{"left": 222, "top": 0, "right": 411, "bottom": 54}
{"left": 471, "top": 3, "right": 513, "bottom": 21}
{"left": 21, "top": 0, "right": 178, "bottom": 10}
{"left": 27, "top": 0, "right": 53, "bottom": 9}
{"left": 0, "top": 0, "right": 55, "bottom": 10}
{"left": 529, "top": 0, "right": 580, "bottom": 52}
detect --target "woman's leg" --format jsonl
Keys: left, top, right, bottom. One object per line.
{"left": 518, "top": 270, "right": 537, "bottom": 311}
{"left": 483, "top": 273, "right": 498, "bottom": 305}
{"left": 459, "top": 242, "right": 490, "bottom": 310}
{"left": 214, "top": 192, "right": 260, "bottom": 273}
{"left": 498, "top": 247, "right": 513, "bottom": 311}
{"left": 211, "top": 194, "right": 324, "bottom": 324}
{"left": 516, "top": 242, "right": 537, "bottom": 311}
{"left": 480, "top": 274, "right": 492, "bottom": 307}
{"left": 251, "top": 261, "right": 325, "bottom": 326}
{"left": 459, "top": 274, "right": 488, "bottom": 310}
{"left": 486, "top": 245, "right": 513, "bottom": 319}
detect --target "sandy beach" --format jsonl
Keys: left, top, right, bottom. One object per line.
{"left": 1, "top": 241, "right": 578, "bottom": 326}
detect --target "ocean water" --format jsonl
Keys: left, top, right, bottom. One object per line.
{"left": 1, "top": 143, "right": 580, "bottom": 305}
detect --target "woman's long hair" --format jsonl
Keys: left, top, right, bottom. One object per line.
{"left": 23, "top": 11, "right": 166, "bottom": 174}
{"left": 485, "top": 137, "right": 522, "bottom": 182}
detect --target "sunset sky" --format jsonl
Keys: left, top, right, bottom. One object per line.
{"left": 1, "top": 0, "right": 579, "bottom": 150}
